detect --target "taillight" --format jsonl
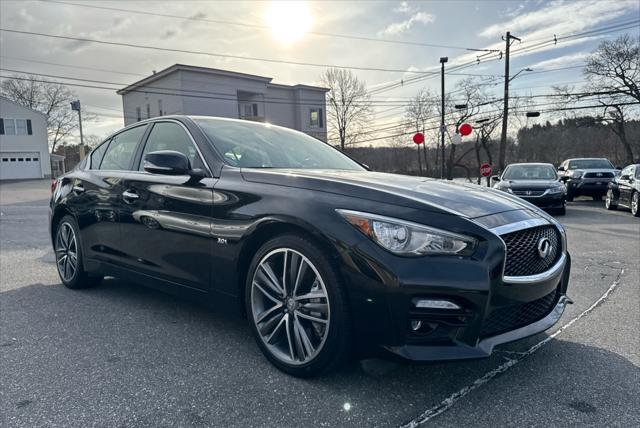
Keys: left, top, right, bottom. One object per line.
{"left": 51, "top": 179, "right": 58, "bottom": 193}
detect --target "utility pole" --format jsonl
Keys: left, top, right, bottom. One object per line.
{"left": 70, "top": 100, "right": 85, "bottom": 159}
{"left": 498, "top": 32, "right": 520, "bottom": 172}
{"left": 439, "top": 57, "right": 448, "bottom": 179}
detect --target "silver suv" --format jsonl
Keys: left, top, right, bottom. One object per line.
{"left": 557, "top": 158, "right": 618, "bottom": 201}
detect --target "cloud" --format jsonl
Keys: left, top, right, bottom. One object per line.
{"left": 379, "top": 10, "right": 434, "bottom": 36}
{"left": 526, "top": 51, "right": 590, "bottom": 70}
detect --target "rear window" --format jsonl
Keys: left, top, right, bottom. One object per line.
{"left": 568, "top": 159, "right": 613, "bottom": 170}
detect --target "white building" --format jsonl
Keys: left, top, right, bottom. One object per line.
{"left": 0, "top": 97, "right": 51, "bottom": 180}
{"left": 117, "top": 64, "right": 328, "bottom": 141}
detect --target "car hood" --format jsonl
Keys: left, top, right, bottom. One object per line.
{"left": 241, "top": 169, "right": 539, "bottom": 219}
{"left": 500, "top": 179, "right": 562, "bottom": 190}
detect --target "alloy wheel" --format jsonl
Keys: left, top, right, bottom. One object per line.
{"left": 55, "top": 222, "right": 78, "bottom": 282}
{"left": 605, "top": 191, "right": 612, "bottom": 209}
{"left": 250, "top": 248, "right": 330, "bottom": 365}
{"left": 633, "top": 193, "right": 639, "bottom": 216}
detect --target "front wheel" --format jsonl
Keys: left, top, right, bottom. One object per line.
{"left": 605, "top": 190, "right": 617, "bottom": 210}
{"left": 632, "top": 192, "right": 640, "bottom": 217}
{"left": 54, "top": 215, "right": 103, "bottom": 289}
{"left": 245, "top": 234, "right": 351, "bottom": 377}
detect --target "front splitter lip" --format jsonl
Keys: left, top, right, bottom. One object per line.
{"left": 383, "top": 295, "right": 572, "bottom": 362}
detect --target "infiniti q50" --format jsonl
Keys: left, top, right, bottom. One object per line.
{"left": 50, "top": 116, "right": 571, "bottom": 377}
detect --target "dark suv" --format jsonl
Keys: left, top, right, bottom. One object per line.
{"left": 557, "top": 158, "right": 617, "bottom": 201}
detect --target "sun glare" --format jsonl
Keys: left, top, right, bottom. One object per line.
{"left": 265, "top": 1, "right": 312, "bottom": 45}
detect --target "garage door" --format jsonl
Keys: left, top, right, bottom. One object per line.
{"left": 0, "top": 152, "right": 42, "bottom": 180}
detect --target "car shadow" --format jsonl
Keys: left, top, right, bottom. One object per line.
{"left": 2, "top": 279, "right": 638, "bottom": 427}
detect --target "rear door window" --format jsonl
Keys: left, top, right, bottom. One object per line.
{"left": 100, "top": 125, "right": 147, "bottom": 171}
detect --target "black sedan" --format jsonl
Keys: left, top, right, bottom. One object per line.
{"left": 492, "top": 163, "right": 566, "bottom": 215}
{"left": 606, "top": 163, "right": 640, "bottom": 216}
{"left": 50, "top": 116, "right": 571, "bottom": 377}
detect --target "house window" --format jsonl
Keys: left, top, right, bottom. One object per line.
{"left": 158, "top": 99, "right": 163, "bottom": 116}
{"left": 136, "top": 107, "right": 141, "bottom": 122}
{"left": 4, "top": 119, "right": 16, "bottom": 135}
{"left": 239, "top": 103, "right": 258, "bottom": 119}
{"left": 309, "top": 108, "right": 323, "bottom": 128}
{"left": 146, "top": 103, "right": 151, "bottom": 119}
{"left": 16, "top": 119, "right": 28, "bottom": 135}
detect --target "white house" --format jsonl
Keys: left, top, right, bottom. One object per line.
{"left": 117, "top": 64, "right": 329, "bottom": 141}
{"left": 0, "top": 96, "right": 51, "bottom": 180}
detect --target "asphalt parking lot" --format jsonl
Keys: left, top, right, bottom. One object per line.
{"left": 1, "top": 179, "right": 639, "bottom": 427}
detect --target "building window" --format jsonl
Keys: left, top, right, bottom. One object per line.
{"left": 158, "top": 99, "right": 163, "bottom": 116}
{"left": 16, "top": 119, "right": 27, "bottom": 135}
{"left": 146, "top": 103, "right": 151, "bottom": 119}
{"left": 136, "top": 107, "right": 141, "bottom": 122}
{"left": 239, "top": 103, "right": 258, "bottom": 119}
{"left": 3, "top": 119, "right": 16, "bottom": 135}
{"left": 309, "top": 108, "right": 323, "bottom": 128}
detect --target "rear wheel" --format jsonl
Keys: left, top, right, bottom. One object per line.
{"left": 632, "top": 192, "right": 639, "bottom": 217}
{"left": 245, "top": 234, "right": 350, "bottom": 377}
{"left": 55, "top": 215, "right": 103, "bottom": 289}
{"left": 605, "top": 189, "right": 617, "bottom": 210}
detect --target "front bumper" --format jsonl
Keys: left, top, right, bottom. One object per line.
{"left": 338, "top": 218, "right": 571, "bottom": 362}
{"left": 566, "top": 178, "right": 612, "bottom": 196}
{"left": 519, "top": 193, "right": 565, "bottom": 209}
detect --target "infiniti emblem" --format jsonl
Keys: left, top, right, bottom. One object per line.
{"left": 537, "top": 237, "right": 552, "bottom": 259}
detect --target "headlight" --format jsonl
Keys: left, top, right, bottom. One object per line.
{"left": 548, "top": 185, "right": 565, "bottom": 195}
{"left": 336, "top": 210, "right": 476, "bottom": 256}
{"left": 568, "top": 170, "right": 583, "bottom": 179}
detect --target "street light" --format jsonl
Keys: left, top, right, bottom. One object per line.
{"left": 509, "top": 67, "right": 533, "bottom": 82}
{"left": 439, "top": 57, "right": 448, "bottom": 179}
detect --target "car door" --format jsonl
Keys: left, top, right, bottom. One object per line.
{"left": 118, "top": 120, "right": 215, "bottom": 291}
{"left": 618, "top": 166, "right": 634, "bottom": 206}
{"left": 69, "top": 125, "right": 148, "bottom": 267}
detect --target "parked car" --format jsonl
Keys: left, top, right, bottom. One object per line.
{"left": 492, "top": 163, "right": 566, "bottom": 215}
{"left": 605, "top": 164, "right": 640, "bottom": 217}
{"left": 49, "top": 116, "right": 571, "bottom": 377}
{"left": 557, "top": 158, "right": 617, "bottom": 201}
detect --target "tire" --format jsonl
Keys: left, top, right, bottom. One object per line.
{"left": 605, "top": 189, "right": 617, "bottom": 210}
{"left": 592, "top": 195, "right": 603, "bottom": 201}
{"left": 245, "top": 234, "right": 351, "bottom": 377}
{"left": 632, "top": 192, "right": 640, "bottom": 217}
{"left": 54, "top": 215, "right": 103, "bottom": 289}
{"left": 566, "top": 191, "right": 574, "bottom": 202}
{"left": 556, "top": 206, "right": 566, "bottom": 216}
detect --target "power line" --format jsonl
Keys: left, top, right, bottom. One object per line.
{"left": 0, "top": 28, "right": 469, "bottom": 75}
{"left": 38, "top": 0, "right": 498, "bottom": 52}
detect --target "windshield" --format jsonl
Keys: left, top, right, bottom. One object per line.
{"left": 568, "top": 159, "right": 614, "bottom": 170}
{"left": 195, "top": 118, "right": 364, "bottom": 170}
{"left": 503, "top": 164, "right": 557, "bottom": 180}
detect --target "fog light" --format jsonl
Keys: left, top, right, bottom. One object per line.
{"left": 414, "top": 299, "right": 461, "bottom": 310}
{"left": 410, "top": 320, "right": 422, "bottom": 331}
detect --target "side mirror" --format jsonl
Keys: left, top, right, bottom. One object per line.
{"left": 491, "top": 175, "right": 500, "bottom": 182}
{"left": 557, "top": 166, "right": 565, "bottom": 172}
{"left": 143, "top": 150, "right": 191, "bottom": 175}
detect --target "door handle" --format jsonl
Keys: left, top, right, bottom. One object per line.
{"left": 122, "top": 190, "right": 139, "bottom": 203}
{"left": 72, "top": 184, "right": 84, "bottom": 194}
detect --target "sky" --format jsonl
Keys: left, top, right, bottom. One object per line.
{"left": 0, "top": 0, "right": 638, "bottom": 145}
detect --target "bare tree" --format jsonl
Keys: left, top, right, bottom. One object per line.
{"left": 405, "top": 89, "right": 435, "bottom": 174}
{"left": 1, "top": 74, "right": 80, "bottom": 153}
{"left": 321, "top": 68, "right": 372, "bottom": 151}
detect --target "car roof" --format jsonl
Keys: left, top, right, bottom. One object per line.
{"left": 506, "top": 163, "right": 555, "bottom": 167}
{"left": 565, "top": 158, "right": 610, "bottom": 161}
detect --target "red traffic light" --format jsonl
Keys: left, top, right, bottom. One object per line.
{"left": 459, "top": 123, "right": 472, "bottom": 136}
{"left": 413, "top": 132, "right": 425, "bottom": 145}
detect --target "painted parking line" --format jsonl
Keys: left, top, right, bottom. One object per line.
{"left": 400, "top": 268, "right": 625, "bottom": 428}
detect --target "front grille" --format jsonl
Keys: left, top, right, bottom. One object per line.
{"left": 583, "top": 172, "right": 614, "bottom": 179}
{"left": 480, "top": 288, "right": 559, "bottom": 337}
{"left": 513, "top": 190, "right": 545, "bottom": 197}
{"left": 501, "top": 225, "right": 561, "bottom": 276}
